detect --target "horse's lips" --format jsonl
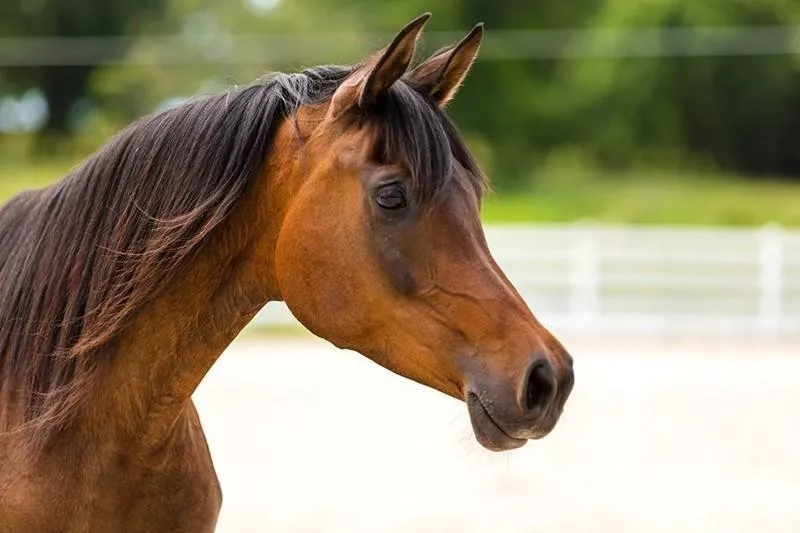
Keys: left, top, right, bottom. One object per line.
{"left": 466, "top": 394, "right": 527, "bottom": 452}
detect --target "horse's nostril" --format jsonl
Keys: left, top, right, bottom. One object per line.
{"left": 525, "top": 359, "right": 555, "bottom": 413}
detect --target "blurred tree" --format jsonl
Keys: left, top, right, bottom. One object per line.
{"left": 451, "top": 0, "right": 604, "bottom": 187}
{"left": 240, "top": 0, "right": 605, "bottom": 187}
{"left": 552, "top": 0, "right": 800, "bottom": 177}
{"left": 0, "top": 0, "right": 165, "bottom": 138}
{"left": 86, "top": 0, "right": 605, "bottom": 187}
{"left": 6, "top": 0, "right": 800, "bottom": 185}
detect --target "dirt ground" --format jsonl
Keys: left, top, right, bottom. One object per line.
{"left": 193, "top": 335, "right": 800, "bottom": 533}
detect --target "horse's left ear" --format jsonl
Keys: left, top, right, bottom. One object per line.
{"left": 328, "top": 13, "right": 430, "bottom": 118}
{"left": 408, "top": 23, "right": 484, "bottom": 108}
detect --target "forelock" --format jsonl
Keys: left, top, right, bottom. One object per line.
{"left": 362, "top": 79, "right": 487, "bottom": 201}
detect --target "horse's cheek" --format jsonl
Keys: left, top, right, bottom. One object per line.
{"left": 273, "top": 218, "right": 373, "bottom": 345}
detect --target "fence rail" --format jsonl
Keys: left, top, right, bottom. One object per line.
{"left": 253, "top": 223, "right": 800, "bottom": 339}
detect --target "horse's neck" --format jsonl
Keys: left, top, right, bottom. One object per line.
{"left": 87, "top": 148, "right": 294, "bottom": 451}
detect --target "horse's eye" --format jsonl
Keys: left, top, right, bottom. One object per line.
{"left": 375, "top": 185, "right": 408, "bottom": 210}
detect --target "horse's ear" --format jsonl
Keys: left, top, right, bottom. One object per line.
{"left": 408, "top": 23, "right": 483, "bottom": 108}
{"left": 328, "top": 13, "right": 430, "bottom": 118}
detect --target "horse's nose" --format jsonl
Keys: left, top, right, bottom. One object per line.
{"left": 465, "top": 350, "right": 573, "bottom": 449}
{"left": 521, "top": 358, "right": 558, "bottom": 415}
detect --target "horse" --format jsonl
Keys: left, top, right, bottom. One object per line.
{"left": 0, "top": 14, "right": 573, "bottom": 532}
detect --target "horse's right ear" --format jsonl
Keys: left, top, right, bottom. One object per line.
{"left": 328, "top": 13, "right": 430, "bottom": 119}
{"left": 408, "top": 23, "right": 484, "bottom": 108}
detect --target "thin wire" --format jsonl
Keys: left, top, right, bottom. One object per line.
{"left": 2, "top": 25, "right": 800, "bottom": 66}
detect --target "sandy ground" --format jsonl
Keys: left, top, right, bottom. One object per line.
{"left": 193, "top": 335, "right": 800, "bottom": 533}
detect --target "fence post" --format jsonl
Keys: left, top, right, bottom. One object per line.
{"left": 758, "top": 222, "right": 784, "bottom": 335}
{"left": 570, "top": 222, "right": 601, "bottom": 329}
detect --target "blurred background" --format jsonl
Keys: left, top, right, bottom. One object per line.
{"left": 2, "top": 1, "right": 799, "bottom": 532}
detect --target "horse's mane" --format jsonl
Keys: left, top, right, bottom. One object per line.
{"left": 0, "top": 64, "right": 485, "bottom": 449}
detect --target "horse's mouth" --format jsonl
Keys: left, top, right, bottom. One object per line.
{"left": 466, "top": 393, "right": 527, "bottom": 452}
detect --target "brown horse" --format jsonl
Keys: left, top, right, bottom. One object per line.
{"left": 0, "top": 14, "right": 573, "bottom": 532}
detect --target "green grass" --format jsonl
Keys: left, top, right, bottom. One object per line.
{"left": 482, "top": 170, "right": 800, "bottom": 227}
{"left": 2, "top": 158, "right": 799, "bottom": 227}
{"left": 0, "top": 161, "right": 73, "bottom": 201}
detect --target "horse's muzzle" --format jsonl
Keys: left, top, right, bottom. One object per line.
{"left": 465, "top": 356, "right": 574, "bottom": 451}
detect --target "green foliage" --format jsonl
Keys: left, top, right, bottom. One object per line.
{"left": 5, "top": 0, "right": 800, "bottom": 196}
{"left": 0, "top": 0, "right": 166, "bottom": 136}
{"left": 547, "top": 0, "right": 800, "bottom": 177}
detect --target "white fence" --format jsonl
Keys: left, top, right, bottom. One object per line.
{"left": 253, "top": 223, "right": 800, "bottom": 339}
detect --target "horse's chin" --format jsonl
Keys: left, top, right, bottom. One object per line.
{"left": 466, "top": 393, "right": 527, "bottom": 452}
